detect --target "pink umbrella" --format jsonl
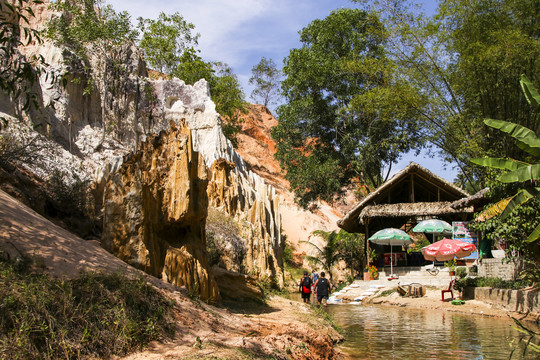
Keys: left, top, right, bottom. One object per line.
{"left": 421, "top": 238, "right": 477, "bottom": 262}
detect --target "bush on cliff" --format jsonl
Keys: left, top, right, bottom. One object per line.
{"left": 0, "top": 257, "right": 175, "bottom": 359}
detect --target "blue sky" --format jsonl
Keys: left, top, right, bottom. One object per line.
{"left": 106, "top": 0, "right": 458, "bottom": 182}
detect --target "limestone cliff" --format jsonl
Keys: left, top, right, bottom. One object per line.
{"left": 1, "top": 0, "right": 285, "bottom": 297}
{"left": 102, "top": 121, "right": 219, "bottom": 301}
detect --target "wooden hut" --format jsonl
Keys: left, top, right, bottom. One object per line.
{"left": 337, "top": 162, "right": 475, "bottom": 266}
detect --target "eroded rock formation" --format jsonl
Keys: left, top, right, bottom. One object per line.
{"left": 2, "top": 0, "right": 285, "bottom": 298}
{"left": 102, "top": 121, "right": 219, "bottom": 301}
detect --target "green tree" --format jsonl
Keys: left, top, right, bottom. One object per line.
{"left": 0, "top": 0, "right": 49, "bottom": 115}
{"left": 353, "top": 0, "right": 540, "bottom": 190}
{"left": 136, "top": 12, "right": 199, "bottom": 74}
{"left": 336, "top": 230, "right": 365, "bottom": 277}
{"left": 471, "top": 74, "right": 540, "bottom": 284}
{"left": 248, "top": 57, "right": 281, "bottom": 108}
{"left": 304, "top": 229, "right": 365, "bottom": 280}
{"left": 304, "top": 230, "right": 341, "bottom": 281}
{"left": 47, "top": 0, "right": 137, "bottom": 146}
{"left": 273, "top": 8, "right": 423, "bottom": 206}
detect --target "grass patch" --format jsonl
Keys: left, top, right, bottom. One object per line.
{"left": 375, "top": 288, "right": 397, "bottom": 298}
{"left": 311, "top": 305, "right": 342, "bottom": 333}
{"left": 0, "top": 258, "right": 175, "bottom": 359}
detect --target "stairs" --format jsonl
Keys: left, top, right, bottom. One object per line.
{"left": 366, "top": 266, "right": 454, "bottom": 288}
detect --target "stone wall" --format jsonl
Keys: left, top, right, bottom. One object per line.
{"left": 473, "top": 287, "right": 539, "bottom": 316}
{"left": 478, "top": 258, "right": 520, "bottom": 280}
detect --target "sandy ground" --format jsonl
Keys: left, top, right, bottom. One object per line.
{"left": 336, "top": 282, "right": 538, "bottom": 322}
{"left": 0, "top": 189, "right": 343, "bottom": 359}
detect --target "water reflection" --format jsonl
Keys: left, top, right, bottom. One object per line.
{"left": 327, "top": 305, "right": 538, "bottom": 360}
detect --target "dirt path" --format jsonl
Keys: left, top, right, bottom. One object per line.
{"left": 0, "top": 189, "right": 342, "bottom": 359}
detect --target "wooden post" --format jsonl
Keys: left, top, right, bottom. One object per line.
{"left": 365, "top": 221, "right": 370, "bottom": 265}
{"left": 410, "top": 175, "right": 415, "bottom": 203}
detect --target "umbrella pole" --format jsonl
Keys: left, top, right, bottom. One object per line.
{"left": 390, "top": 244, "right": 393, "bottom": 277}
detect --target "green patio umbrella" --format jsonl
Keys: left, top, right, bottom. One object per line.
{"left": 413, "top": 219, "right": 453, "bottom": 266}
{"left": 368, "top": 228, "right": 412, "bottom": 278}
{"left": 412, "top": 219, "right": 452, "bottom": 235}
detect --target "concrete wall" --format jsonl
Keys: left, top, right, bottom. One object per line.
{"left": 473, "top": 287, "right": 539, "bottom": 316}
{"left": 478, "top": 258, "right": 520, "bottom": 280}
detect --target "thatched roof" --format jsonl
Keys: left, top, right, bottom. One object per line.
{"left": 338, "top": 162, "right": 470, "bottom": 233}
{"left": 451, "top": 187, "right": 490, "bottom": 209}
{"left": 359, "top": 202, "right": 474, "bottom": 221}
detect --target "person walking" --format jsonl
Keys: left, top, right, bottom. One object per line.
{"left": 314, "top": 271, "right": 331, "bottom": 307}
{"left": 299, "top": 271, "right": 312, "bottom": 303}
{"left": 311, "top": 269, "right": 319, "bottom": 303}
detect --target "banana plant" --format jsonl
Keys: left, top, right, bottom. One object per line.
{"left": 470, "top": 74, "right": 540, "bottom": 243}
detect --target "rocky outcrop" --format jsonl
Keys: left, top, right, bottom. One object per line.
{"left": 3, "top": 0, "right": 285, "bottom": 298}
{"left": 102, "top": 121, "right": 219, "bottom": 302}
{"left": 155, "top": 79, "right": 285, "bottom": 286}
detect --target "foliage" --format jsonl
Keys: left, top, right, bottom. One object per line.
{"left": 444, "top": 258, "right": 456, "bottom": 271}
{"left": 352, "top": 0, "right": 540, "bottom": 191}
{"left": 136, "top": 11, "right": 199, "bottom": 74}
{"left": 304, "top": 230, "right": 341, "bottom": 281}
{"left": 305, "top": 229, "right": 365, "bottom": 280}
{"left": 469, "top": 265, "right": 478, "bottom": 274}
{"left": 248, "top": 57, "right": 281, "bottom": 108}
{"left": 453, "top": 276, "right": 531, "bottom": 293}
{"left": 0, "top": 116, "right": 48, "bottom": 169}
{"left": 282, "top": 241, "right": 295, "bottom": 267}
{"left": 455, "top": 266, "right": 467, "bottom": 279}
{"left": 137, "top": 13, "right": 247, "bottom": 147}
{"left": 406, "top": 237, "right": 430, "bottom": 254}
{"left": 367, "top": 247, "right": 378, "bottom": 264}
{"left": 0, "top": 0, "right": 50, "bottom": 115}
{"left": 209, "top": 63, "right": 247, "bottom": 147}
{"left": 47, "top": 0, "right": 136, "bottom": 59}
{"left": 470, "top": 74, "right": 540, "bottom": 284}
{"left": 0, "top": 259, "right": 174, "bottom": 359}
{"left": 366, "top": 264, "right": 378, "bottom": 279}
{"left": 273, "top": 8, "right": 423, "bottom": 206}
{"left": 47, "top": 169, "right": 91, "bottom": 217}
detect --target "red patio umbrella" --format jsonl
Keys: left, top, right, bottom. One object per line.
{"left": 421, "top": 238, "right": 476, "bottom": 262}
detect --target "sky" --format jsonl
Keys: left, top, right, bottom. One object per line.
{"left": 105, "top": 0, "right": 458, "bottom": 183}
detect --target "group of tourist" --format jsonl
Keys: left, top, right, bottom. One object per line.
{"left": 299, "top": 269, "right": 331, "bottom": 306}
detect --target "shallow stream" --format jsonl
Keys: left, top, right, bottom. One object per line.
{"left": 329, "top": 304, "right": 538, "bottom": 359}
{"left": 287, "top": 293, "right": 539, "bottom": 359}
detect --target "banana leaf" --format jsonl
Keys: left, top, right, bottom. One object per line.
{"left": 470, "top": 157, "right": 528, "bottom": 171}
{"left": 497, "top": 164, "right": 540, "bottom": 183}
{"left": 516, "top": 139, "right": 540, "bottom": 157}
{"left": 521, "top": 74, "right": 540, "bottom": 108}
{"left": 499, "top": 187, "right": 539, "bottom": 219}
{"left": 526, "top": 223, "right": 540, "bottom": 243}
{"left": 475, "top": 196, "right": 512, "bottom": 222}
{"left": 484, "top": 118, "right": 540, "bottom": 150}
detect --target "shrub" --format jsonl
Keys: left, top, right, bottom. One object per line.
{"left": 0, "top": 259, "right": 175, "bottom": 359}
{"left": 455, "top": 267, "right": 467, "bottom": 279}
{"left": 454, "top": 276, "right": 531, "bottom": 293}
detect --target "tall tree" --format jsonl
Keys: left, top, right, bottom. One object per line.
{"left": 353, "top": 0, "right": 540, "bottom": 190}
{"left": 273, "top": 8, "right": 423, "bottom": 206}
{"left": 136, "top": 12, "right": 199, "bottom": 74}
{"left": 248, "top": 57, "right": 281, "bottom": 108}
